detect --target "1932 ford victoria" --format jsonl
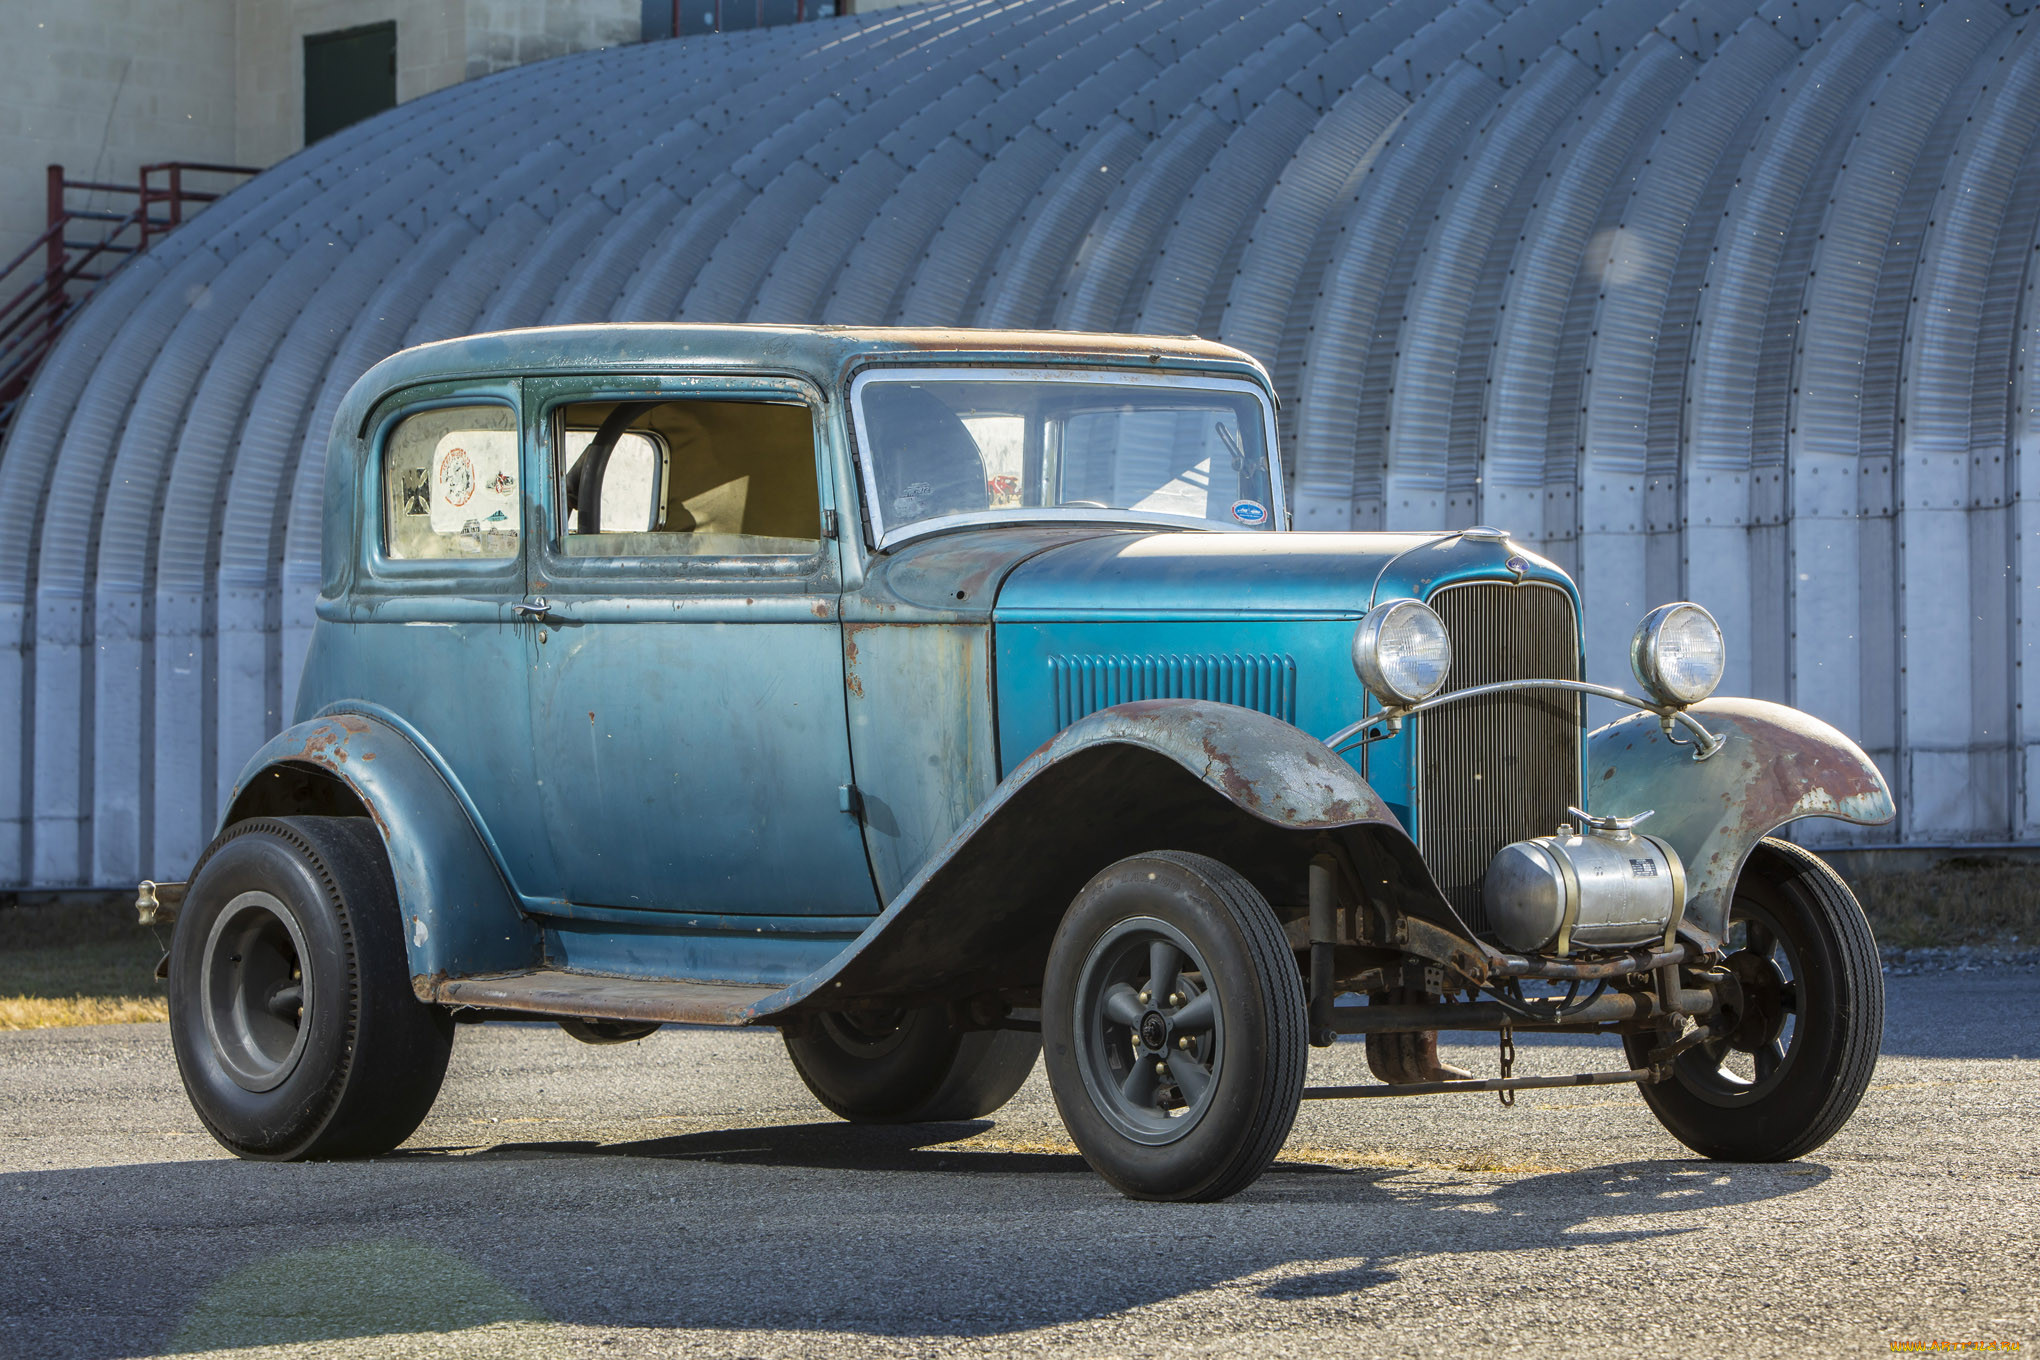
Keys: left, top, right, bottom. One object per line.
{"left": 143, "top": 324, "right": 1895, "bottom": 1201}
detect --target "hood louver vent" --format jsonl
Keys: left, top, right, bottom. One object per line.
{"left": 1049, "top": 653, "right": 1298, "bottom": 730}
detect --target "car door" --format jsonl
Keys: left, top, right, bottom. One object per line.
{"left": 518, "top": 373, "right": 879, "bottom": 922}
{"left": 341, "top": 383, "right": 558, "bottom": 896}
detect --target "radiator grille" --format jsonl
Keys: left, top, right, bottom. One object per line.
{"left": 1050, "top": 652, "right": 1297, "bottom": 730}
{"left": 1416, "top": 583, "right": 1582, "bottom": 935}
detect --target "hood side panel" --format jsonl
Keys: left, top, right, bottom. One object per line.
{"left": 992, "top": 617, "right": 1412, "bottom": 824}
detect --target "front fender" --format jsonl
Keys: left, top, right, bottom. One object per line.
{"left": 1588, "top": 697, "right": 1894, "bottom": 949}
{"left": 765, "top": 698, "right": 1479, "bottom": 1013}
{"left": 221, "top": 711, "right": 538, "bottom": 986}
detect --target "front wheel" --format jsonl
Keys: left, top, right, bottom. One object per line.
{"left": 168, "top": 817, "right": 455, "bottom": 1160}
{"left": 1042, "top": 851, "right": 1306, "bottom": 1202}
{"left": 1626, "top": 838, "right": 1882, "bottom": 1161}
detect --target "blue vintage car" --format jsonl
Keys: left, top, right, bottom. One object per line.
{"left": 143, "top": 325, "right": 1894, "bottom": 1201}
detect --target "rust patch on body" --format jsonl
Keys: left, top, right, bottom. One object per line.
{"left": 1589, "top": 697, "right": 1893, "bottom": 945}
{"left": 357, "top": 788, "right": 392, "bottom": 838}
{"left": 1032, "top": 699, "right": 1395, "bottom": 830}
{"left": 292, "top": 724, "right": 343, "bottom": 765}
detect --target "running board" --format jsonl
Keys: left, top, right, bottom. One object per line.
{"left": 430, "top": 970, "right": 783, "bottom": 1026}
{"left": 1303, "top": 1068, "right": 1656, "bottom": 1099}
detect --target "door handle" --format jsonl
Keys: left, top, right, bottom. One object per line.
{"left": 512, "top": 597, "right": 550, "bottom": 620}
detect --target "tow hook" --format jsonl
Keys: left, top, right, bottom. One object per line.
{"left": 137, "top": 880, "right": 187, "bottom": 926}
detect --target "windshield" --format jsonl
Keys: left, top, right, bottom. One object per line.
{"left": 850, "top": 368, "right": 1280, "bottom": 545}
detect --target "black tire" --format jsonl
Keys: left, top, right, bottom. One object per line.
{"left": 168, "top": 816, "right": 455, "bottom": 1160}
{"left": 784, "top": 1005, "right": 1040, "bottom": 1122}
{"left": 1625, "top": 838, "right": 1882, "bottom": 1161}
{"left": 1041, "top": 851, "right": 1306, "bottom": 1202}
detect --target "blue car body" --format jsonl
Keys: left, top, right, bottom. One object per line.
{"left": 215, "top": 324, "right": 1895, "bottom": 1028}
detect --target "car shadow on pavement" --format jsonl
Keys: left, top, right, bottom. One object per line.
{"left": 0, "top": 1137, "right": 1830, "bottom": 1359}
{"left": 398, "top": 1118, "right": 1093, "bottom": 1173}
{"left": 1244, "top": 1156, "right": 1825, "bottom": 1301}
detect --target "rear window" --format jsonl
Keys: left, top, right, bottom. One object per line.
{"left": 382, "top": 404, "right": 519, "bottom": 560}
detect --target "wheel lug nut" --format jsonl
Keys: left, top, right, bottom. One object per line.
{"left": 1138, "top": 991, "right": 1150, "bottom": 1004}
{"left": 1154, "top": 1061, "right": 1167, "bottom": 1075}
{"left": 1177, "top": 1036, "right": 1192, "bottom": 1050}
{"left": 1168, "top": 992, "right": 1183, "bottom": 1007}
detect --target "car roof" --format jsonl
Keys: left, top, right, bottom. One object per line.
{"left": 340, "top": 324, "right": 1272, "bottom": 435}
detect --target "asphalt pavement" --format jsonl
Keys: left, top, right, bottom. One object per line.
{"left": 2, "top": 969, "right": 2033, "bottom": 1359}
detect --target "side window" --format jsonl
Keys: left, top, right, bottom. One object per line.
{"left": 383, "top": 404, "right": 519, "bottom": 560}
{"left": 555, "top": 398, "right": 820, "bottom": 558}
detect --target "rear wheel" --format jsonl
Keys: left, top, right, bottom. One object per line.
{"left": 1042, "top": 851, "right": 1306, "bottom": 1202}
{"left": 784, "top": 1005, "right": 1040, "bottom": 1122}
{"left": 1626, "top": 838, "right": 1882, "bottom": 1161}
{"left": 168, "top": 816, "right": 455, "bottom": 1160}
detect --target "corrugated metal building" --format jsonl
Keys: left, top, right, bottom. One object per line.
{"left": 4, "top": 0, "right": 2036, "bottom": 889}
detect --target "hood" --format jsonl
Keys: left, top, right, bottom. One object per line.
{"left": 993, "top": 529, "right": 1571, "bottom": 618}
{"left": 859, "top": 525, "right": 1138, "bottom": 613}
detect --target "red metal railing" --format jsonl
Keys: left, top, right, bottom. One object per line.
{"left": 0, "top": 161, "right": 258, "bottom": 444}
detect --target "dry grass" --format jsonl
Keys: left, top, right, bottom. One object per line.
{"left": 1846, "top": 860, "right": 2040, "bottom": 950}
{"left": 1278, "top": 1144, "right": 1566, "bottom": 1175}
{"left": 0, "top": 995, "right": 169, "bottom": 1030}
{"left": 0, "top": 896, "right": 167, "bottom": 1030}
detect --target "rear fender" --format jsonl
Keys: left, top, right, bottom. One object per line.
{"left": 1588, "top": 697, "right": 1894, "bottom": 950}
{"left": 220, "top": 710, "right": 539, "bottom": 988}
{"left": 770, "top": 698, "right": 1488, "bottom": 1013}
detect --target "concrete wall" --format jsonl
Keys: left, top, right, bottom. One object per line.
{"left": 232, "top": 2, "right": 470, "bottom": 172}
{"left": 0, "top": 0, "right": 238, "bottom": 270}
{"left": 1, "top": 0, "right": 640, "bottom": 268}
{"left": 235, "top": 0, "right": 641, "bottom": 169}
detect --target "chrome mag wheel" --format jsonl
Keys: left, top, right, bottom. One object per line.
{"left": 1043, "top": 851, "right": 1305, "bottom": 1201}
{"left": 1073, "top": 918, "right": 1223, "bottom": 1145}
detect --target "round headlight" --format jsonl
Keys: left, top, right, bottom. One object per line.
{"left": 1631, "top": 602, "right": 1725, "bottom": 707}
{"left": 1352, "top": 599, "right": 1453, "bottom": 707}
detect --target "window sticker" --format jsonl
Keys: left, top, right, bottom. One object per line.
{"left": 400, "top": 469, "right": 431, "bottom": 516}
{"left": 1230, "top": 498, "right": 1268, "bottom": 526}
{"left": 383, "top": 404, "right": 517, "bottom": 560}
{"left": 429, "top": 430, "right": 518, "bottom": 537}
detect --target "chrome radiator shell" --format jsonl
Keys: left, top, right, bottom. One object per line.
{"left": 1415, "top": 582, "right": 1583, "bottom": 935}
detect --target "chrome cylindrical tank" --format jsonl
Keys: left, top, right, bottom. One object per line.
{"left": 1482, "top": 819, "right": 1684, "bottom": 956}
